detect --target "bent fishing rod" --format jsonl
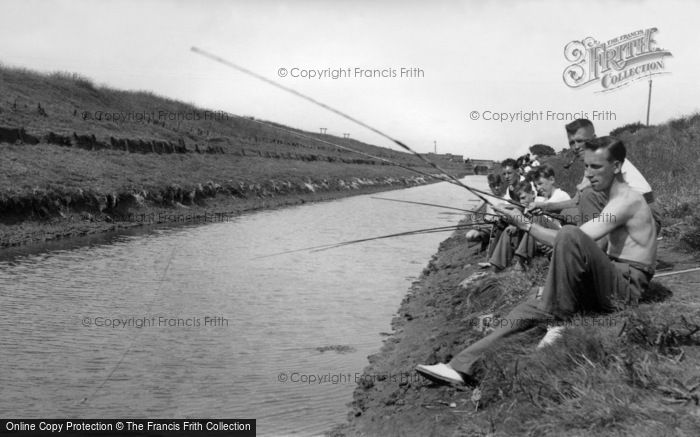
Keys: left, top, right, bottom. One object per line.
{"left": 190, "top": 47, "right": 569, "bottom": 223}
{"left": 191, "top": 47, "right": 492, "bottom": 203}
{"left": 254, "top": 221, "right": 490, "bottom": 258}
{"left": 371, "top": 197, "right": 501, "bottom": 218}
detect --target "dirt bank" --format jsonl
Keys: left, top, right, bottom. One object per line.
{"left": 0, "top": 174, "right": 433, "bottom": 249}
{"left": 334, "top": 218, "right": 700, "bottom": 436}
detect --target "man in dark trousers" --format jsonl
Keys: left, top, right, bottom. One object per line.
{"left": 416, "top": 136, "right": 657, "bottom": 385}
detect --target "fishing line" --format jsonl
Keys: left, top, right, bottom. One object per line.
{"left": 77, "top": 245, "right": 178, "bottom": 407}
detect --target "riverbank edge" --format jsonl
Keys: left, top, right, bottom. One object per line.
{"left": 332, "top": 212, "right": 700, "bottom": 436}
{"left": 330, "top": 211, "right": 482, "bottom": 436}
{"left": 0, "top": 174, "right": 460, "bottom": 250}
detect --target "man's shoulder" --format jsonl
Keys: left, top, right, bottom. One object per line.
{"left": 607, "top": 184, "right": 645, "bottom": 212}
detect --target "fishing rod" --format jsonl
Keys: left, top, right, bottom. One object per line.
{"left": 309, "top": 222, "right": 492, "bottom": 253}
{"left": 655, "top": 266, "right": 700, "bottom": 278}
{"left": 254, "top": 222, "right": 490, "bottom": 259}
{"left": 191, "top": 47, "right": 495, "bottom": 206}
{"left": 237, "top": 114, "right": 446, "bottom": 180}
{"left": 190, "top": 47, "right": 569, "bottom": 224}
{"left": 371, "top": 197, "right": 501, "bottom": 218}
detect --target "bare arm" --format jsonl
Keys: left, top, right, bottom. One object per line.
{"left": 529, "top": 191, "right": 579, "bottom": 214}
{"left": 493, "top": 204, "right": 558, "bottom": 246}
{"left": 579, "top": 193, "right": 635, "bottom": 241}
{"left": 494, "top": 193, "right": 635, "bottom": 248}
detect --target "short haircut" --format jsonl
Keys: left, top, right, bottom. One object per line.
{"left": 525, "top": 168, "right": 539, "bottom": 183}
{"left": 565, "top": 118, "right": 594, "bottom": 135}
{"left": 534, "top": 164, "right": 556, "bottom": 179}
{"left": 584, "top": 136, "right": 626, "bottom": 163}
{"left": 514, "top": 180, "right": 534, "bottom": 196}
{"left": 501, "top": 158, "right": 518, "bottom": 169}
{"left": 487, "top": 172, "right": 503, "bottom": 185}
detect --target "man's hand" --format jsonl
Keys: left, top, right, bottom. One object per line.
{"left": 526, "top": 201, "right": 547, "bottom": 215}
{"left": 505, "top": 224, "right": 518, "bottom": 235}
{"left": 492, "top": 204, "right": 531, "bottom": 231}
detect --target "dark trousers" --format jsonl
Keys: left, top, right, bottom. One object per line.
{"left": 488, "top": 216, "right": 557, "bottom": 269}
{"left": 449, "top": 226, "right": 652, "bottom": 376}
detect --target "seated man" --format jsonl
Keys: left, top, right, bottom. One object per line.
{"left": 416, "top": 136, "right": 657, "bottom": 385}
{"left": 530, "top": 119, "right": 657, "bottom": 230}
{"left": 488, "top": 181, "right": 560, "bottom": 271}
{"left": 466, "top": 172, "right": 506, "bottom": 253}
{"left": 501, "top": 158, "right": 524, "bottom": 202}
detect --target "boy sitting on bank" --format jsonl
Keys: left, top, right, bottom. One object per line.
{"left": 488, "top": 181, "right": 561, "bottom": 271}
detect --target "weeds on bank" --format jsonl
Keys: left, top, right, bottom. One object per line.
{"left": 455, "top": 283, "right": 700, "bottom": 436}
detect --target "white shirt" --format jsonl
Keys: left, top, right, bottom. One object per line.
{"left": 621, "top": 160, "right": 652, "bottom": 194}
{"left": 544, "top": 188, "right": 571, "bottom": 203}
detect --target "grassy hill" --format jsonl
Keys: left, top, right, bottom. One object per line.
{"left": 0, "top": 64, "right": 468, "bottom": 244}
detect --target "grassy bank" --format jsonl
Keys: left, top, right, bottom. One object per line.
{"left": 0, "top": 64, "right": 469, "bottom": 247}
{"left": 338, "top": 115, "right": 700, "bottom": 436}
{"left": 339, "top": 226, "right": 699, "bottom": 436}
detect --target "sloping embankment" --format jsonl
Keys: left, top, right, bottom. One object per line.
{"left": 336, "top": 218, "right": 700, "bottom": 436}
{"left": 0, "top": 174, "right": 432, "bottom": 248}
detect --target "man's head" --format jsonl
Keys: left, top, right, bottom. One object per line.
{"left": 514, "top": 181, "right": 536, "bottom": 206}
{"left": 533, "top": 164, "right": 557, "bottom": 199}
{"left": 501, "top": 158, "right": 520, "bottom": 187}
{"left": 583, "top": 136, "right": 626, "bottom": 192}
{"left": 487, "top": 172, "right": 505, "bottom": 197}
{"left": 565, "top": 119, "right": 595, "bottom": 159}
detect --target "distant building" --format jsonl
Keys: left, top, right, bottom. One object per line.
{"left": 464, "top": 158, "right": 495, "bottom": 175}
{"left": 420, "top": 152, "right": 464, "bottom": 163}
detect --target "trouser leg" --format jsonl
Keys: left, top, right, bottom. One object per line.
{"left": 487, "top": 223, "right": 506, "bottom": 258}
{"left": 450, "top": 226, "right": 631, "bottom": 376}
{"left": 488, "top": 230, "right": 519, "bottom": 269}
{"left": 449, "top": 297, "right": 553, "bottom": 375}
{"left": 540, "top": 225, "right": 629, "bottom": 316}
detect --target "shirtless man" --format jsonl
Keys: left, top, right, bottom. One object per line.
{"left": 530, "top": 119, "right": 654, "bottom": 224}
{"left": 416, "top": 136, "right": 657, "bottom": 385}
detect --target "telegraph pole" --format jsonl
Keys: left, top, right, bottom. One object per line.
{"left": 646, "top": 78, "right": 652, "bottom": 126}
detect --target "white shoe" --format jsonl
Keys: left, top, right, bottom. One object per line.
{"left": 459, "top": 272, "right": 488, "bottom": 288}
{"left": 465, "top": 229, "right": 482, "bottom": 242}
{"left": 415, "top": 363, "right": 465, "bottom": 385}
{"left": 535, "top": 286, "right": 544, "bottom": 299}
{"left": 537, "top": 326, "right": 564, "bottom": 349}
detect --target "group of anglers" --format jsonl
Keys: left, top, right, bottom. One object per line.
{"left": 416, "top": 118, "right": 661, "bottom": 386}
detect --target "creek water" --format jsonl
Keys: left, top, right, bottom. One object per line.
{"left": 0, "top": 176, "right": 487, "bottom": 436}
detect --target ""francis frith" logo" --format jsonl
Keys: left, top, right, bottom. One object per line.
{"left": 563, "top": 28, "right": 672, "bottom": 92}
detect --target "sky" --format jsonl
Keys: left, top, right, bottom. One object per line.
{"left": 1, "top": 0, "right": 698, "bottom": 159}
